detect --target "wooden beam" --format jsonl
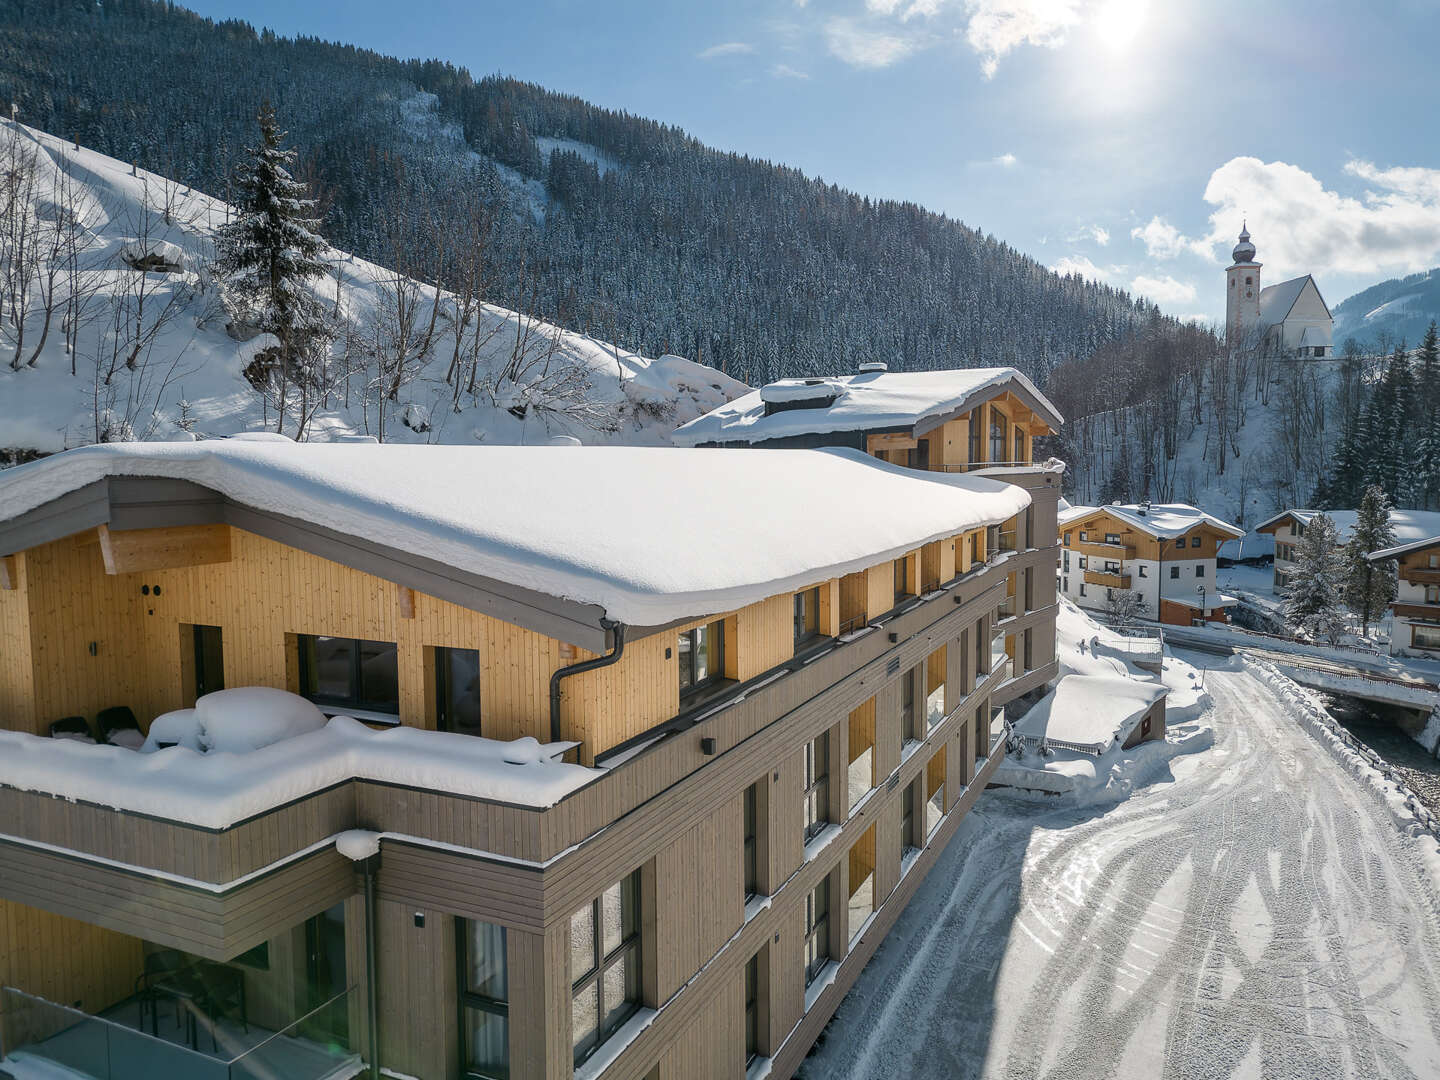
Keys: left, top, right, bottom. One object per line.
{"left": 97, "top": 523, "right": 232, "bottom": 576}
{"left": 0, "top": 554, "right": 16, "bottom": 590}
{"left": 865, "top": 433, "right": 918, "bottom": 453}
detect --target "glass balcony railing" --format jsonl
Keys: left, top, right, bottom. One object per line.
{"left": 997, "top": 530, "right": 1018, "bottom": 553}
{"left": 0, "top": 985, "right": 361, "bottom": 1080}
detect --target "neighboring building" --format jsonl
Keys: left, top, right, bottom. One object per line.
{"left": 1370, "top": 534, "right": 1440, "bottom": 657}
{"left": 674, "top": 364, "right": 1066, "bottom": 712}
{"left": 1226, "top": 224, "right": 1333, "bottom": 358}
{"left": 1257, "top": 507, "right": 1440, "bottom": 594}
{"left": 0, "top": 438, "right": 1032, "bottom": 1080}
{"left": 1058, "top": 503, "right": 1243, "bottom": 626}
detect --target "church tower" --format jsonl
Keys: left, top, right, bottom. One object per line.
{"left": 1225, "top": 222, "right": 1261, "bottom": 347}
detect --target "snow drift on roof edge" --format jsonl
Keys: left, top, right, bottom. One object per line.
{"left": 0, "top": 441, "right": 1031, "bottom": 628}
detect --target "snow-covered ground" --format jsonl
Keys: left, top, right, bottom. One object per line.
{"left": 0, "top": 119, "right": 748, "bottom": 452}
{"left": 802, "top": 653, "right": 1440, "bottom": 1079}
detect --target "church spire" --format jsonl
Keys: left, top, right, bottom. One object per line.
{"left": 1232, "top": 221, "right": 1257, "bottom": 265}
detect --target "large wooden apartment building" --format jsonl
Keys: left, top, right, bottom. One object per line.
{"left": 1057, "top": 503, "right": 1242, "bottom": 626}
{"left": 1369, "top": 534, "right": 1440, "bottom": 657}
{"left": 673, "top": 365, "right": 1065, "bottom": 712}
{"left": 0, "top": 437, "right": 1043, "bottom": 1080}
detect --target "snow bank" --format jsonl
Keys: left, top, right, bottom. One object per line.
{"left": 0, "top": 440, "right": 1031, "bottom": 627}
{"left": 672, "top": 367, "right": 1062, "bottom": 446}
{"left": 139, "top": 688, "right": 327, "bottom": 753}
{"left": 1246, "top": 657, "right": 1440, "bottom": 850}
{"left": 0, "top": 716, "right": 596, "bottom": 827}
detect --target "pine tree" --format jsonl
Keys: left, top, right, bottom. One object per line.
{"left": 215, "top": 101, "right": 329, "bottom": 431}
{"left": 1343, "top": 485, "right": 1397, "bottom": 636}
{"left": 1284, "top": 512, "right": 1349, "bottom": 644}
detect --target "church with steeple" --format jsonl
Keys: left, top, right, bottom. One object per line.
{"left": 1225, "top": 223, "right": 1333, "bottom": 358}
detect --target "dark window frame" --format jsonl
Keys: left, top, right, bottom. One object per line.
{"left": 457, "top": 918, "right": 510, "bottom": 1080}
{"left": 571, "top": 872, "right": 642, "bottom": 1067}
{"left": 678, "top": 620, "right": 726, "bottom": 700}
{"left": 894, "top": 557, "right": 911, "bottom": 601}
{"left": 804, "top": 882, "right": 831, "bottom": 987}
{"left": 298, "top": 634, "right": 400, "bottom": 715}
{"left": 743, "top": 783, "right": 759, "bottom": 900}
{"left": 793, "top": 587, "right": 822, "bottom": 647}
{"left": 435, "top": 646, "right": 483, "bottom": 736}
{"left": 744, "top": 953, "right": 760, "bottom": 1064}
{"left": 803, "top": 733, "right": 830, "bottom": 842}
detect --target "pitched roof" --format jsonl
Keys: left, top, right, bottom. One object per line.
{"left": 1251, "top": 275, "right": 1332, "bottom": 342}
{"left": 672, "top": 367, "right": 1063, "bottom": 447}
{"left": 1370, "top": 534, "right": 1440, "bottom": 561}
{"left": 1058, "top": 503, "right": 1243, "bottom": 540}
{"left": 1257, "top": 507, "right": 1440, "bottom": 546}
{"left": 0, "top": 440, "right": 1031, "bottom": 631}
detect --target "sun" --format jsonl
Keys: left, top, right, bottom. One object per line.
{"left": 1094, "top": 0, "right": 1150, "bottom": 52}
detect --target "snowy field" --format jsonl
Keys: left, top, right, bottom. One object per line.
{"left": 802, "top": 652, "right": 1440, "bottom": 1079}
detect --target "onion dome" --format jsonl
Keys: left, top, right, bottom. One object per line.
{"left": 1232, "top": 222, "right": 1257, "bottom": 264}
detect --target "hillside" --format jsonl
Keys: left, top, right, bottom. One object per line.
{"left": 0, "top": 0, "right": 1171, "bottom": 388}
{"left": 1333, "top": 269, "right": 1440, "bottom": 350}
{"left": 0, "top": 120, "right": 747, "bottom": 453}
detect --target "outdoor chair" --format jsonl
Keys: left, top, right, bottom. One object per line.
{"left": 135, "top": 948, "right": 193, "bottom": 1038}
{"left": 48, "top": 716, "right": 95, "bottom": 742}
{"left": 97, "top": 705, "right": 144, "bottom": 749}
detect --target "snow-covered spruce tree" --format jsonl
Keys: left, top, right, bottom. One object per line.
{"left": 1414, "top": 322, "right": 1440, "bottom": 509}
{"left": 215, "top": 101, "right": 328, "bottom": 435}
{"left": 1284, "top": 512, "right": 1349, "bottom": 644}
{"left": 1343, "top": 484, "right": 1397, "bottom": 636}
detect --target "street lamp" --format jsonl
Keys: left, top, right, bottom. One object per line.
{"left": 1197, "top": 584, "right": 1207, "bottom": 625}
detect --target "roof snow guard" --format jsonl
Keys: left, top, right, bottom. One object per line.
{"left": 0, "top": 440, "right": 1032, "bottom": 645}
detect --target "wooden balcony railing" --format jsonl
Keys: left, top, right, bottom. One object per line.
{"left": 1084, "top": 569, "right": 1132, "bottom": 589}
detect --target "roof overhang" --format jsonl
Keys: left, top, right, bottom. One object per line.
{"left": 913, "top": 377, "right": 1063, "bottom": 439}
{"left": 0, "top": 476, "right": 614, "bottom": 652}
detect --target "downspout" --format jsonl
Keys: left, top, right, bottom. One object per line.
{"left": 550, "top": 619, "right": 626, "bottom": 744}
{"left": 363, "top": 853, "right": 380, "bottom": 1080}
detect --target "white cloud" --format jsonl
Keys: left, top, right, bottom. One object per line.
{"left": 995, "top": 152, "right": 1018, "bottom": 167}
{"left": 1091, "top": 225, "right": 1110, "bottom": 246}
{"left": 697, "top": 41, "right": 755, "bottom": 60}
{"left": 1193, "top": 156, "right": 1440, "bottom": 278}
{"left": 963, "top": 0, "right": 1085, "bottom": 77}
{"left": 824, "top": 17, "right": 923, "bottom": 68}
{"left": 1129, "top": 215, "right": 1196, "bottom": 259}
{"left": 1052, "top": 254, "right": 1111, "bottom": 280}
{"left": 1131, "top": 273, "right": 1197, "bottom": 305}
{"left": 772, "top": 63, "right": 811, "bottom": 79}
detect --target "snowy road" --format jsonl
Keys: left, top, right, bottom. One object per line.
{"left": 802, "top": 657, "right": 1440, "bottom": 1080}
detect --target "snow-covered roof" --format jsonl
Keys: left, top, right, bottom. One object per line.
{"left": 0, "top": 714, "right": 596, "bottom": 827}
{"left": 1058, "top": 503, "right": 1243, "bottom": 540}
{"left": 1371, "top": 534, "right": 1440, "bottom": 561}
{"left": 0, "top": 440, "right": 1030, "bottom": 630}
{"left": 1254, "top": 275, "right": 1319, "bottom": 337}
{"left": 671, "top": 367, "right": 1063, "bottom": 447}
{"left": 1257, "top": 507, "right": 1440, "bottom": 548}
{"left": 1014, "top": 674, "right": 1167, "bottom": 752}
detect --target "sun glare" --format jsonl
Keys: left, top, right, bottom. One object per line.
{"left": 1094, "top": 0, "right": 1150, "bottom": 52}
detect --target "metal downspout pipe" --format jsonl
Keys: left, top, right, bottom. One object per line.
{"left": 549, "top": 619, "right": 627, "bottom": 744}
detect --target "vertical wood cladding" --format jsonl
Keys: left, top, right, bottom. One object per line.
{"left": 0, "top": 551, "right": 35, "bottom": 733}
{"left": 376, "top": 898, "right": 457, "bottom": 1080}
{"left": 654, "top": 794, "right": 744, "bottom": 1002}
{"left": 0, "top": 897, "right": 142, "bottom": 1024}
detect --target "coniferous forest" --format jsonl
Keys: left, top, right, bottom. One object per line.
{"left": 0, "top": 0, "right": 1175, "bottom": 388}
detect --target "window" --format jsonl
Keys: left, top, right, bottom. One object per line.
{"left": 1062, "top": 576, "right": 1069, "bottom": 592}
{"left": 298, "top": 636, "right": 399, "bottom": 714}
{"left": 571, "top": 873, "right": 641, "bottom": 1066}
{"left": 678, "top": 620, "right": 725, "bottom": 699}
{"left": 989, "top": 409, "right": 1008, "bottom": 463}
{"left": 1106, "top": 588, "right": 1114, "bottom": 601}
{"left": 1196, "top": 565, "right": 1205, "bottom": 578}
{"left": 1170, "top": 566, "right": 1180, "bottom": 580}
{"left": 848, "top": 701, "right": 875, "bottom": 810}
{"left": 925, "top": 646, "right": 946, "bottom": 731}
{"left": 1079, "top": 530, "right": 1088, "bottom": 542}
{"left": 232, "top": 941, "right": 269, "bottom": 971}
{"left": 794, "top": 587, "right": 821, "bottom": 647}
{"left": 1078, "top": 556, "right": 1088, "bottom": 569}
{"left": 1063, "top": 551, "right": 1071, "bottom": 571}
{"left": 1426, "top": 585, "right": 1440, "bottom": 604}
{"left": 1104, "top": 533, "right": 1120, "bottom": 545}
{"left": 1063, "top": 532, "right": 1071, "bottom": 547}
{"left": 804, "top": 882, "right": 830, "bottom": 987}
{"left": 436, "top": 647, "right": 483, "bottom": 736}
{"left": 803, "top": 734, "right": 829, "bottom": 841}
{"left": 901, "top": 665, "right": 920, "bottom": 742}
{"left": 1104, "top": 560, "right": 1120, "bottom": 573}
{"left": 1245, "top": 275, "right": 1252, "bottom": 285}
{"left": 1138, "top": 565, "right": 1148, "bottom": 577}
{"left": 901, "top": 778, "right": 921, "bottom": 853}
{"left": 745, "top": 954, "right": 761, "bottom": 1064}
{"left": 894, "top": 558, "right": 910, "bottom": 600}
{"left": 1013, "top": 426, "right": 1024, "bottom": 464}
{"left": 968, "top": 409, "right": 982, "bottom": 463}
{"left": 743, "top": 783, "right": 760, "bottom": 899}
{"left": 1079, "top": 584, "right": 1088, "bottom": 597}
{"left": 925, "top": 751, "right": 946, "bottom": 837}
{"left": 460, "top": 920, "right": 509, "bottom": 1079}
{"left": 1415, "top": 626, "right": 1440, "bottom": 650}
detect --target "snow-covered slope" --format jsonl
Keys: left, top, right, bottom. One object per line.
{"left": 1333, "top": 268, "right": 1440, "bottom": 349}
{"left": 0, "top": 120, "right": 749, "bottom": 453}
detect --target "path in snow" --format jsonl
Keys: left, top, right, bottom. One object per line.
{"left": 802, "top": 655, "right": 1440, "bottom": 1080}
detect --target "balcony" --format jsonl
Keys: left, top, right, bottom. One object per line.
{"left": 996, "top": 530, "right": 1018, "bottom": 554}
{"left": 1083, "top": 569, "right": 1131, "bottom": 589}
{"left": 1393, "top": 602, "right": 1440, "bottom": 620}
{"left": 1403, "top": 568, "right": 1440, "bottom": 585}
{"left": 1080, "top": 540, "right": 1136, "bottom": 559}
{"left": 0, "top": 983, "right": 361, "bottom": 1080}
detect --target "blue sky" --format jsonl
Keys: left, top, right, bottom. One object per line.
{"left": 186, "top": 0, "right": 1440, "bottom": 324}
